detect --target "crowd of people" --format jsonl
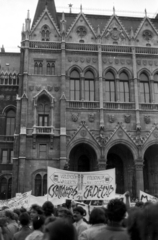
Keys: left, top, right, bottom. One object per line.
{"left": 0, "top": 197, "right": 158, "bottom": 240}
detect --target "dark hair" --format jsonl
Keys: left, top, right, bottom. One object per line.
{"left": 30, "top": 204, "right": 44, "bottom": 215}
{"left": 42, "top": 201, "right": 54, "bottom": 217}
{"left": 19, "top": 212, "right": 30, "bottom": 226}
{"left": 89, "top": 208, "right": 106, "bottom": 225}
{"left": 44, "top": 216, "right": 57, "bottom": 226}
{"left": 58, "top": 208, "right": 73, "bottom": 218}
{"left": 45, "top": 219, "right": 77, "bottom": 240}
{"left": 127, "top": 207, "right": 143, "bottom": 240}
{"left": 107, "top": 199, "right": 126, "bottom": 222}
{"left": 5, "top": 210, "right": 15, "bottom": 220}
{"left": 139, "top": 203, "right": 158, "bottom": 240}
{"left": 73, "top": 206, "right": 86, "bottom": 216}
{"left": 13, "top": 209, "right": 21, "bottom": 216}
{"left": 135, "top": 201, "right": 144, "bottom": 208}
{"left": 33, "top": 215, "right": 45, "bottom": 230}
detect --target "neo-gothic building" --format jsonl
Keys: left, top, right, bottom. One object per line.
{"left": 1, "top": 0, "right": 158, "bottom": 199}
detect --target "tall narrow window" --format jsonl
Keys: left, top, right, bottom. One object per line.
{"left": 119, "top": 72, "right": 129, "bottom": 102}
{"left": 43, "top": 174, "right": 47, "bottom": 195}
{"left": 34, "top": 61, "right": 43, "bottom": 75}
{"left": 46, "top": 62, "right": 55, "bottom": 75}
{"left": 84, "top": 71, "right": 95, "bottom": 101}
{"left": 2, "top": 150, "right": 8, "bottom": 164}
{"left": 35, "top": 174, "right": 42, "bottom": 196}
{"left": 140, "top": 73, "right": 150, "bottom": 103}
{"left": 37, "top": 96, "right": 51, "bottom": 126}
{"left": 70, "top": 70, "right": 80, "bottom": 100}
{"left": 10, "top": 150, "right": 13, "bottom": 164}
{"left": 41, "top": 25, "right": 50, "bottom": 41}
{"left": 105, "top": 71, "right": 115, "bottom": 102}
{"left": 154, "top": 73, "right": 158, "bottom": 103}
{"left": 39, "top": 144, "right": 47, "bottom": 159}
{"left": 6, "top": 110, "right": 15, "bottom": 135}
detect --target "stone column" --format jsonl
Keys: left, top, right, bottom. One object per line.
{"left": 150, "top": 75, "right": 154, "bottom": 103}
{"left": 135, "top": 161, "right": 144, "bottom": 198}
{"left": 80, "top": 72, "right": 84, "bottom": 100}
{"left": 132, "top": 47, "right": 141, "bottom": 130}
{"left": 98, "top": 40, "right": 104, "bottom": 128}
{"left": 115, "top": 74, "right": 119, "bottom": 102}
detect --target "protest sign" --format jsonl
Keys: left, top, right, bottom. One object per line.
{"left": 47, "top": 167, "right": 116, "bottom": 201}
{"left": 140, "top": 190, "right": 158, "bottom": 203}
{"left": 0, "top": 191, "right": 31, "bottom": 209}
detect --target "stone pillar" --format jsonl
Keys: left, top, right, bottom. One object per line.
{"left": 150, "top": 75, "right": 154, "bottom": 103}
{"left": 98, "top": 41, "right": 104, "bottom": 128}
{"left": 60, "top": 40, "right": 67, "bottom": 169}
{"left": 115, "top": 74, "right": 119, "bottom": 102}
{"left": 81, "top": 72, "right": 84, "bottom": 100}
{"left": 135, "top": 161, "right": 144, "bottom": 198}
{"left": 132, "top": 47, "right": 141, "bottom": 130}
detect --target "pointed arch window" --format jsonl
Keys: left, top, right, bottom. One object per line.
{"left": 0, "top": 176, "right": 12, "bottom": 200}
{"left": 34, "top": 173, "right": 47, "bottom": 196}
{"left": 46, "top": 62, "right": 55, "bottom": 75}
{"left": 41, "top": 25, "right": 50, "bottom": 41}
{"left": 6, "top": 110, "right": 16, "bottom": 135}
{"left": 105, "top": 71, "right": 115, "bottom": 102}
{"left": 84, "top": 71, "right": 95, "bottom": 101}
{"left": 119, "top": 72, "right": 130, "bottom": 102}
{"left": 154, "top": 73, "right": 158, "bottom": 103}
{"left": 37, "top": 95, "right": 51, "bottom": 126}
{"left": 140, "top": 73, "right": 150, "bottom": 103}
{"left": 34, "top": 61, "right": 43, "bottom": 75}
{"left": 70, "top": 70, "right": 80, "bottom": 100}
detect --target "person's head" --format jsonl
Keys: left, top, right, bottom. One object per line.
{"left": 73, "top": 206, "right": 86, "bottom": 222}
{"left": 13, "top": 209, "right": 21, "bottom": 217}
{"left": 5, "top": 210, "right": 15, "bottom": 222}
{"left": 19, "top": 212, "right": 30, "bottom": 227}
{"left": 58, "top": 208, "right": 73, "bottom": 223}
{"left": 135, "top": 201, "right": 144, "bottom": 208}
{"left": 127, "top": 207, "right": 143, "bottom": 240}
{"left": 89, "top": 207, "right": 106, "bottom": 225}
{"left": 44, "top": 219, "right": 77, "bottom": 240}
{"left": 32, "top": 215, "right": 45, "bottom": 231}
{"left": 107, "top": 199, "right": 126, "bottom": 223}
{"left": 30, "top": 204, "right": 43, "bottom": 221}
{"left": 42, "top": 201, "right": 54, "bottom": 217}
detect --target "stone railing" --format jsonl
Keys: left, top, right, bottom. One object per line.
{"left": 66, "top": 43, "right": 98, "bottom": 51}
{"left": 140, "top": 103, "right": 158, "bottom": 110}
{"left": 67, "top": 100, "right": 100, "bottom": 109}
{"left": 0, "top": 136, "right": 14, "bottom": 142}
{"left": 136, "top": 47, "right": 158, "bottom": 55}
{"left": 33, "top": 126, "right": 54, "bottom": 134}
{"left": 29, "top": 41, "right": 61, "bottom": 50}
{"left": 102, "top": 45, "right": 132, "bottom": 53}
{"left": 104, "top": 102, "right": 135, "bottom": 109}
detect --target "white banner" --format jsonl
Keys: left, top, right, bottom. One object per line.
{"left": 0, "top": 191, "right": 32, "bottom": 209}
{"left": 48, "top": 167, "right": 116, "bottom": 201}
{"left": 140, "top": 190, "right": 158, "bottom": 203}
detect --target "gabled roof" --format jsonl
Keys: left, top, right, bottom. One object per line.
{"left": 32, "top": 0, "right": 58, "bottom": 29}
{"left": 135, "top": 16, "right": 158, "bottom": 38}
{"left": 31, "top": 8, "right": 60, "bottom": 36}
{"left": 66, "top": 12, "right": 97, "bottom": 38}
{"left": 101, "top": 14, "right": 130, "bottom": 39}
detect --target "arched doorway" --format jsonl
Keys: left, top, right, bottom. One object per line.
{"left": 69, "top": 143, "right": 97, "bottom": 172}
{"left": 144, "top": 144, "right": 158, "bottom": 197}
{"left": 107, "top": 144, "right": 135, "bottom": 196}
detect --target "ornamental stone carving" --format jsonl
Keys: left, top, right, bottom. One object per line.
{"left": 68, "top": 57, "right": 72, "bottom": 62}
{"left": 108, "top": 115, "right": 115, "bottom": 123}
{"left": 29, "top": 86, "right": 34, "bottom": 91}
{"left": 124, "top": 114, "right": 131, "bottom": 123}
{"left": 142, "top": 30, "right": 153, "bottom": 41}
{"left": 54, "top": 86, "right": 60, "bottom": 92}
{"left": 144, "top": 115, "right": 150, "bottom": 124}
{"left": 105, "top": 21, "right": 126, "bottom": 41}
{"left": 153, "top": 129, "right": 158, "bottom": 138}
{"left": 88, "top": 113, "right": 95, "bottom": 122}
{"left": 76, "top": 26, "right": 87, "bottom": 38}
{"left": 80, "top": 58, "right": 84, "bottom": 63}
{"left": 86, "top": 57, "right": 91, "bottom": 63}
{"left": 36, "top": 86, "right": 41, "bottom": 91}
{"left": 74, "top": 57, "right": 79, "bottom": 62}
{"left": 71, "top": 113, "right": 79, "bottom": 122}
{"left": 117, "top": 130, "right": 124, "bottom": 138}
{"left": 47, "top": 86, "right": 53, "bottom": 91}
{"left": 80, "top": 129, "right": 87, "bottom": 137}
{"left": 143, "top": 60, "right": 147, "bottom": 66}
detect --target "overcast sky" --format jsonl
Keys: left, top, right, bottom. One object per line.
{"left": 0, "top": 0, "right": 158, "bottom": 52}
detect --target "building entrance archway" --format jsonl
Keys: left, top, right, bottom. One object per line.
{"left": 69, "top": 143, "right": 97, "bottom": 172}
{"left": 107, "top": 144, "right": 135, "bottom": 197}
{"left": 144, "top": 144, "right": 158, "bottom": 197}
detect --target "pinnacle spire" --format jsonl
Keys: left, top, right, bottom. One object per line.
{"left": 32, "top": 0, "right": 58, "bottom": 28}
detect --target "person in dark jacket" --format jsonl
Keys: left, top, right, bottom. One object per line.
{"left": 14, "top": 213, "right": 32, "bottom": 240}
